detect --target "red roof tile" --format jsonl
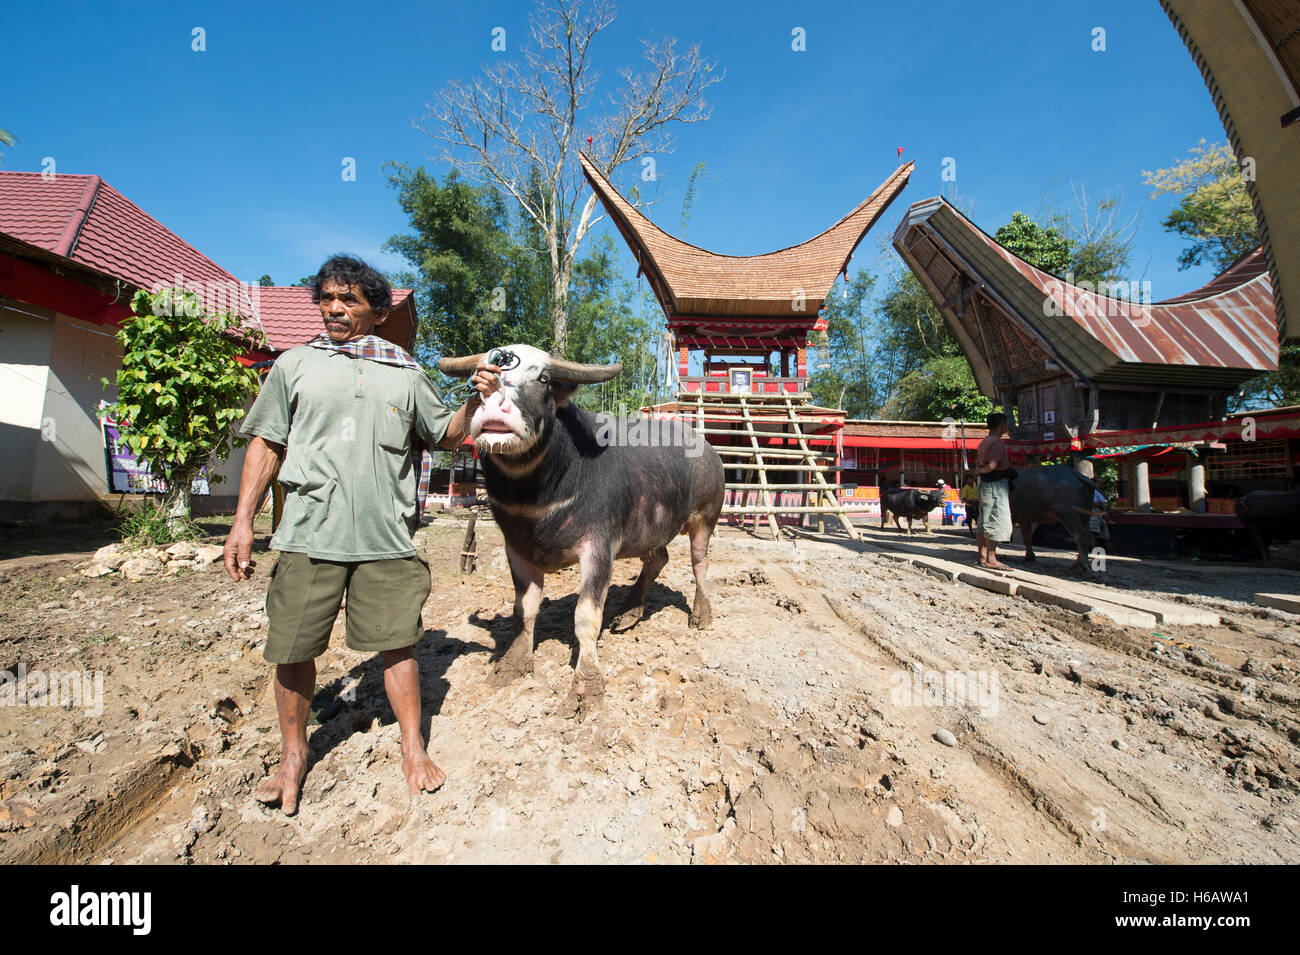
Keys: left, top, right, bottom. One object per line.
{"left": 0, "top": 170, "right": 257, "bottom": 319}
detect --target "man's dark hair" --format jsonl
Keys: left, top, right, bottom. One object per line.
{"left": 987, "top": 411, "right": 1007, "bottom": 431}
{"left": 309, "top": 255, "right": 392, "bottom": 315}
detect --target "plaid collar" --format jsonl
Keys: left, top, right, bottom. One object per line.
{"left": 306, "top": 334, "right": 437, "bottom": 520}
{"left": 307, "top": 333, "right": 422, "bottom": 370}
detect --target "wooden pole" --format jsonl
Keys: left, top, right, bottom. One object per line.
{"left": 460, "top": 511, "right": 478, "bottom": 573}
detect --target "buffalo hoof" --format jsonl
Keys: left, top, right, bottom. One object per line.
{"left": 560, "top": 668, "right": 605, "bottom": 718}
{"left": 688, "top": 604, "right": 712, "bottom": 629}
{"left": 611, "top": 607, "right": 644, "bottom": 633}
{"left": 490, "top": 648, "right": 534, "bottom": 687}
{"left": 1021, "top": 553, "right": 1037, "bottom": 563}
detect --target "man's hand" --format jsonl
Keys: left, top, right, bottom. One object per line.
{"left": 470, "top": 362, "right": 502, "bottom": 400}
{"left": 224, "top": 520, "right": 257, "bottom": 581}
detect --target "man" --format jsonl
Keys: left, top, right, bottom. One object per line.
{"left": 975, "top": 411, "right": 1013, "bottom": 569}
{"left": 960, "top": 476, "right": 980, "bottom": 537}
{"left": 223, "top": 255, "right": 499, "bottom": 815}
{"left": 1089, "top": 485, "right": 1111, "bottom": 551}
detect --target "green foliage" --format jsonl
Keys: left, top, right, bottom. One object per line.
{"left": 882, "top": 355, "right": 993, "bottom": 422}
{"left": 994, "top": 211, "right": 1074, "bottom": 276}
{"left": 384, "top": 163, "right": 552, "bottom": 365}
{"left": 566, "top": 234, "right": 659, "bottom": 414}
{"left": 257, "top": 274, "right": 274, "bottom": 287}
{"left": 680, "top": 162, "right": 708, "bottom": 238}
{"left": 808, "top": 270, "right": 880, "bottom": 416}
{"left": 1234, "top": 342, "right": 1300, "bottom": 411}
{"left": 118, "top": 499, "right": 199, "bottom": 546}
{"left": 385, "top": 164, "right": 659, "bottom": 411}
{"left": 810, "top": 266, "right": 985, "bottom": 422}
{"left": 102, "top": 288, "right": 261, "bottom": 497}
{"left": 1142, "top": 140, "right": 1259, "bottom": 272}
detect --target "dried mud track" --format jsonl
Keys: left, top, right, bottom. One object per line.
{"left": 7, "top": 521, "right": 1296, "bottom": 864}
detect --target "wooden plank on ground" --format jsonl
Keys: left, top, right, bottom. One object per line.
{"left": 1254, "top": 593, "right": 1300, "bottom": 614}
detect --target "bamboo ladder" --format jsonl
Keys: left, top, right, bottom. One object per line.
{"left": 681, "top": 391, "right": 860, "bottom": 541}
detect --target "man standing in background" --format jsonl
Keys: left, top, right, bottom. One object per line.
{"left": 975, "top": 412, "right": 1013, "bottom": 569}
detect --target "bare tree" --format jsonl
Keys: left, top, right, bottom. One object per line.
{"left": 419, "top": 0, "right": 721, "bottom": 355}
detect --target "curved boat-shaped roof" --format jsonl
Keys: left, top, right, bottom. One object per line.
{"left": 1161, "top": 0, "right": 1300, "bottom": 340}
{"left": 894, "top": 197, "right": 1278, "bottom": 390}
{"left": 579, "top": 151, "right": 913, "bottom": 324}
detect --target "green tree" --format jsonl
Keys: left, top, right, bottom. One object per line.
{"left": 257, "top": 274, "right": 274, "bottom": 287}
{"left": 994, "top": 211, "right": 1075, "bottom": 276}
{"left": 882, "top": 355, "right": 993, "bottom": 422}
{"left": 679, "top": 162, "right": 708, "bottom": 238}
{"left": 1235, "top": 342, "right": 1300, "bottom": 410}
{"left": 567, "top": 233, "right": 658, "bottom": 413}
{"left": 384, "top": 163, "right": 552, "bottom": 367}
{"left": 1142, "top": 140, "right": 1259, "bottom": 272}
{"left": 1046, "top": 183, "right": 1138, "bottom": 286}
{"left": 103, "top": 289, "right": 261, "bottom": 535}
{"left": 808, "top": 270, "right": 880, "bottom": 416}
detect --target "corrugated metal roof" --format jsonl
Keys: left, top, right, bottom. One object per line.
{"left": 896, "top": 197, "right": 1278, "bottom": 378}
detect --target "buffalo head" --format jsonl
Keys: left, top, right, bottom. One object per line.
{"left": 439, "top": 344, "right": 621, "bottom": 457}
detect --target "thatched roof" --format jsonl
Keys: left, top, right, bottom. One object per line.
{"left": 579, "top": 151, "right": 912, "bottom": 327}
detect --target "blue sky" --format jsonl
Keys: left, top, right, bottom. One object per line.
{"left": 2, "top": 0, "right": 1231, "bottom": 304}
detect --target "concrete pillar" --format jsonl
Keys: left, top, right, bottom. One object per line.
{"left": 1133, "top": 458, "right": 1151, "bottom": 513}
{"left": 1189, "top": 452, "right": 1206, "bottom": 513}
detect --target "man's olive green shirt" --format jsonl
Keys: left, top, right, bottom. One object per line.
{"left": 240, "top": 346, "right": 454, "bottom": 561}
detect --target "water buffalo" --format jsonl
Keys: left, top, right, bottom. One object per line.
{"left": 439, "top": 344, "right": 725, "bottom": 711}
{"left": 881, "top": 487, "right": 945, "bottom": 534}
{"left": 1008, "top": 465, "right": 1098, "bottom": 570}
{"left": 1234, "top": 489, "right": 1300, "bottom": 564}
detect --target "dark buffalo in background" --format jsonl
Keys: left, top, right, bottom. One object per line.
{"left": 1234, "top": 489, "right": 1300, "bottom": 564}
{"left": 881, "top": 487, "right": 945, "bottom": 534}
{"left": 1007, "top": 464, "right": 1098, "bottom": 570}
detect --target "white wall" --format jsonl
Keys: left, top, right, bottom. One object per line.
{"left": 0, "top": 300, "right": 248, "bottom": 507}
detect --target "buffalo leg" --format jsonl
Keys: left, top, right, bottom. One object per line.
{"left": 612, "top": 545, "right": 669, "bottom": 632}
{"left": 687, "top": 516, "right": 715, "bottom": 628}
{"left": 1064, "top": 516, "right": 1093, "bottom": 571}
{"left": 1019, "top": 523, "right": 1036, "bottom": 562}
{"left": 1248, "top": 527, "right": 1272, "bottom": 565}
{"left": 492, "top": 548, "right": 544, "bottom": 685}
{"left": 568, "top": 540, "right": 613, "bottom": 705}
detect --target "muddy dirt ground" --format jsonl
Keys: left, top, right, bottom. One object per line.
{"left": 1, "top": 511, "right": 1297, "bottom": 864}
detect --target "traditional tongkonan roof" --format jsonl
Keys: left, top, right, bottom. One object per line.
{"left": 1160, "top": 0, "right": 1300, "bottom": 340}
{"left": 579, "top": 151, "right": 913, "bottom": 333}
{"left": 894, "top": 197, "right": 1279, "bottom": 392}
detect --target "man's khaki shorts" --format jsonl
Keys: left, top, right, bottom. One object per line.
{"left": 263, "top": 551, "right": 432, "bottom": 664}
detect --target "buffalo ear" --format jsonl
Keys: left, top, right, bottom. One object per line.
{"left": 550, "top": 381, "right": 579, "bottom": 406}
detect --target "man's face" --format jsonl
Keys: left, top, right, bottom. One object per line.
{"left": 318, "top": 278, "right": 387, "bottom": 343}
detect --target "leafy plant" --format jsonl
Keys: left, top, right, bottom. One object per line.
{"left": 1142, "top": 140, "right": 1259, "bottom": 272}
{"left": 103, "top": 288, "right": 262, "bottom": 535}
{"left": 994, "top": 211, "right": 1075, "bottom": 276}
{"left": 118, "top": 499, "right": 199, "bottom": 546}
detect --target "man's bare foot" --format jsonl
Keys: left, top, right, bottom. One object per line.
{"left": 402, "top": 741, "right": 446, "bottom": 796}
{"left": 254, "top": 750, "right": 309, "bottom": 815}
{"left": 984, "top": 560, "right": 1010, "bottom": 570}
